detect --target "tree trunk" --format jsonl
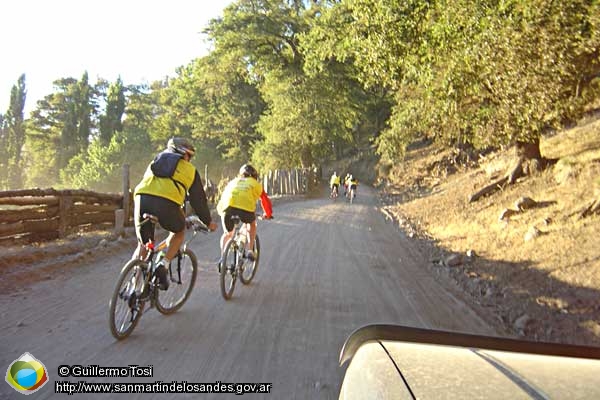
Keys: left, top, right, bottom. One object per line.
{"left": 469, "top": 137, "right": 558, "bottom": 203}
{"left": 515, "top": 138, "right": 542, "bottom": 160}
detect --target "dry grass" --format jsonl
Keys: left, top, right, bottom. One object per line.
{"left": 383, "top": 117, "right": 600, "bottom": 346}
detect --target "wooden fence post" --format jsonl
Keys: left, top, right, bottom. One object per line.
{"left": 122, "top": 164, "right": 130, "bottom": 224}
{"left": 114, "top": 209, "right": 125, "bottom": 237}
{"left": 58, "top": 195, "right": 73, "bottom": 238}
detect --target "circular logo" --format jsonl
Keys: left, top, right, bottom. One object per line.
{"left": 5, "top": 353, "right": 49, "bottom": 395}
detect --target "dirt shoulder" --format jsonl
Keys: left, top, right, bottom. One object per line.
{"left": 377, "top": 117, "right": 600, "bottom": 347}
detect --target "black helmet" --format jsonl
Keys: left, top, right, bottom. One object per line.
{"left": 239, "top": 164, "right": 258, "bottom": 179}
{"left": 167, "top": 137, "right": 196, "bottom": 157}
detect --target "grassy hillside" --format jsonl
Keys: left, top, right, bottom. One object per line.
{"left": 379, "top": 115, "right": 600, "bottom": 346}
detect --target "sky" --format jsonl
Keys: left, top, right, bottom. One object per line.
{"left": 0, "top": 0, "right": 233, "bottom": 115}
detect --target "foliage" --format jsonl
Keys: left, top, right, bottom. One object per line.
{"left": 303, "top": 0, "right": 600, "bottom": 161}
{"left": 254, "top": 67, "right": 362, "bottom": 169}
{"left": 5, "top": 0, "right": 600, "bottom": 190}
{"left": 98, "top": 77, "right": 126, "bottom": 144}
{"left": 0, "top": 74, "right": 27, "bottom": 189}
{"left": 62, "top": 129, "right": 151, "bottom": 192}
{"left": 26, "top": 73, "right": 97, "bottom": 187}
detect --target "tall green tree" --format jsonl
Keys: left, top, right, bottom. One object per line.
{"left": 304, "top": 0, "right": 600, "bottom": 165}
{"left": 26, "top": 73, "right": 97, "bottom": 187}
{"left": 167, "top": 56, "right": 266, "bottom": 160}
{"left": 204, "top": 0, "right": 372, "bottom": 168}
{"left": 98, "top": 77, "right": 125, "bottom": 144}
{"left": 0, "top": 74, "right": 27, "bottom": 189}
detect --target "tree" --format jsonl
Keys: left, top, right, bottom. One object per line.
{"left": 203, "top": 0, "right": 376, "bottom": 169}
{"left": 98, "top": 77, "right": 125, "bottom": 144}
{"left": 26, "top": 73, "right": 97, "bottom": 187}
{"left": 1, "top": 74, "right": 27, "bottom": 189}
{"left": 254, "top": 67, "right": 361, "bottom": 169}
{"left": 303, "top": 0, "right": 600, "bottom": 195}
{"left": 62, "top": 129, "right": 151, "bottom": 192}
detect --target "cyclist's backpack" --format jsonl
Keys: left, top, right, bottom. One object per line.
{"left": 150, "top": 151, "right": 182, "bottom": 178}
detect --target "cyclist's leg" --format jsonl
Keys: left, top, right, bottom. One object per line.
{"left": 164, "top": 230, "right": 185, "bottom": 261}
{"left": 237, "top": 210, "right": 257, "bottom": 251}
{"left": 220, "top": 209, "right": 236, "bottom": 255}
{"left": 151, "top": 198, "right": 186, "bottom": 263}
{"left": 133, "top": 194, "right": 156, "bottom": 260}
{"left": 141, "top": 196, "right": 185, "bottom": 289}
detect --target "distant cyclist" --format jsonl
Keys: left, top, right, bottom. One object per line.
{"left": 217, "top": 164, "right": 273, "bottom": 267}
{"left": 343, "top": 173, "right": 351, "bottom": 197}
{"left": 329, "top": 171, "right": 341, "bottom": 198}
{"left": 133, "top": 137, "right": 218, "bottom": 290}
{"left": 347, "top": 175, "right": 359, "bottom": 200}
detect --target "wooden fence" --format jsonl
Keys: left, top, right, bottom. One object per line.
{"left": 0, "top": 188, "right": 130, "bottom": 246}
{"left": 262, "top": 168, "right": 320, "bottom": 196}
{"left": 0, "top": 166, "right": 320, "bottom": 246}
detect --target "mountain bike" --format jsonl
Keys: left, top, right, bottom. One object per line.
{"left": 109, "top": 214, "right": 208, "bottom": 340}
{"left": 219, "top": 215, "right": 263, "bottom": 300}
{"left": 330, "top": 185, "right": 339, "bottom": 201}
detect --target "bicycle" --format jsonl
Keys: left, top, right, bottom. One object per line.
{"left": 219, "top": 215, "right": 263, "bottom": 300}
{"left": 347, "top": 185, "right": 357, "bottom": 204}
{"left": 330, "top": 185, "right": 339, "bottom": 201}
{"left": 109, "top": 214, "right": 208, "bottom": 340}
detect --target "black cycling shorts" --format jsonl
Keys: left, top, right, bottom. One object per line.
{"left": 134, "top": 194, "right": 185, "bottom": 244}
{"left": 221, "top": 206, "right": 255, "bottom": 232}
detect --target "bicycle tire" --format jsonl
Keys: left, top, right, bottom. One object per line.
{"left": 220, "top": 238, "right": 238, "bottom": 300}
{"left": 109, "top": 259, "right": 148, "bottom": 340}
{"left": 156, "top": 249, "right": 198, "bottom": 315}
{"left": 239, "top": 234, "right": 260, "bottom": 284}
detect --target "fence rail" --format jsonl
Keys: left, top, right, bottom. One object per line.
{"left": 0, "top": 188, "right": 130, "bottom": 246}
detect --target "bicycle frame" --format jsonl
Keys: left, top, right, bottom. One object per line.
{"left": 139, "top": 215, "right": 207, "bottom": 303}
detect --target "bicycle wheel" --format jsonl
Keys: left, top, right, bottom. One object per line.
{"left": 109, "top": 259, "right": 148, "bottom": 340}
{"left": 240, "top": 234, "right": 260, "bottom": 284}
{"left": 220, "top": 239, "right": 238, "bottom": 300}
{"left": 156, "top": 249, "right": 198, "bottom": 315}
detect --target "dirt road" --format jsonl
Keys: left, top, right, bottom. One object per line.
{"left": 1, "top": 186, "right": 497, "bottom": 399}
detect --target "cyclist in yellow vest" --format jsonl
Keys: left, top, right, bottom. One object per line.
{"left": 133, "top": 137, "right": 218, "bottom": 290}
{"left": 217, "top": 164, "right": 273, "bottom": 266}
{"left": 329, "top": 171, "right": 341, "bottom": 198}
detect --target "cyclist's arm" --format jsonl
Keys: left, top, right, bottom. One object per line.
{"left": 260, "top": 190, "right": 273, "bottom": 218}
{"left": 188, "top": 171, "right": 213, "bottom": 225}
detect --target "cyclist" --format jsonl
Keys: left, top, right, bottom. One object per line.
{"left": 343, "top": 172, "right": 351, "bottom": 197}
{"left": 133, "top": 137, "right": 218, "bottom": 290}
{"left": 329, "top": 171, "right": 341, "bottom": 198}
{"left": 217, "top": 164, "right": 273, "bottom": 266}
{"left": 348, "top": 175, "right": 359, "bottom": 200}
